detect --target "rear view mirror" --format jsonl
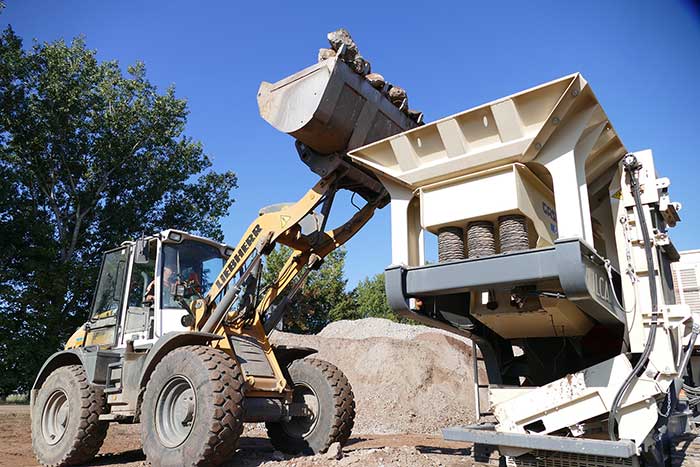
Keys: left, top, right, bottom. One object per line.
{"left": 134, "top": 239, "right": 150, "bottom": 264}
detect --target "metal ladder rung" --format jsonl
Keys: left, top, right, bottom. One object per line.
{"left": 472, "top": 341, "right": 491, "bottom": 423}
{"left": 104, "top": 361, "right": 123, "bottom": 395}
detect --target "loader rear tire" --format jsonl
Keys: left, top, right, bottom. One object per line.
{"left": 266, "top": 358, "right": 355, "bottom": 454}
{"left": 31, "top": 365, "right": 108, "bottom": 466}
{"left": 140, "top": 345, "right": 245, "bottom": 467}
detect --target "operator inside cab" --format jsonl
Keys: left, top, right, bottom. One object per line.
{"left": 132, "top": 238, "right": 223, "bottom": 316}
{"left": 159, "top": 240, "right": 220, "bottom": 309}
{"left": 129, "top": 257, "right": 156, "bottom": 307}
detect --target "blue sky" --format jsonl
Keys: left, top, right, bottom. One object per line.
{"left": 4, "top": 1, "right": 700, "bottom": 287}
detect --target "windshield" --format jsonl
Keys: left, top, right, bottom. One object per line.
{"left": 161, "top": 239, "right": 225, "bottom": 308}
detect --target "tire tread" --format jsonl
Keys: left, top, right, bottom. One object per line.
{"left": 266, "top": 358, "right": 355, "bottom": 454}
{"left": 141, "top": 345, "right": 245, "bottom": 466}
{"left": 32, "top": 365, "right": 108, "bottom": 467}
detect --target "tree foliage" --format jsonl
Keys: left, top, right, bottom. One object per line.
{"left": 0, "top": 28, "right": 237, "bottom": 395}
{"left": 263, "top": 245, "right": 355, "bottom": 334}
{"left": 262, "top": 245, "right": 406, "bottom": 335}
{"left": 352, "top": 273, "right": 394, "bottom": 320}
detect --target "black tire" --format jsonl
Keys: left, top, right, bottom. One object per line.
{"left": 140, "top": 345, "right": 245, "bottom": 467}
{"left": 266, "top": 358, "right": 355, "bottom": 454}
{"left": 31, "top": 365, "right": 109, "bottom": 466}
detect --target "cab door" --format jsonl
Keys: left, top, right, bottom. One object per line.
{"left": 120, "top": 240, "right": 157, "bottom": 346}
{"left": 85, "top": 246, "right": 130, "bottom": 347}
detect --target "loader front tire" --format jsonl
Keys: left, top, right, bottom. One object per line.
{"left": 266, "top": 358, "right": 355, "bottom": 454}
{"left": 31, "top": 365, "right": 108, "bottom": 466}
{"left": 140, "top": 345, "right": 245, "bottom": 467}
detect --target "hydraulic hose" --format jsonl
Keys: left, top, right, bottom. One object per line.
{"left": 201, "top": 253, "right": 263, "bottom": 334}
{"left": 679, "top": 324, "right": 700, "bottom": 385}
{"left": 608, "top": 154, "right": 660, "bottom": 441}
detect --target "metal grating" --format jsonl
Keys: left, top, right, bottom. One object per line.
{"left": 506, "top": 450, "right": 635, "bottom": 467}
{"left": 228, "top": 334, "right": 275, "bottom": 378}
{"left": 674, "top": 265, "right": 700, "bottom": 312}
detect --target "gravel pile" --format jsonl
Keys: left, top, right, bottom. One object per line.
{"left": 318, "top": 317, "right": 472, "bottom": 344}
{"left": 271, "top": 318, "right": 479, "bottom": 435}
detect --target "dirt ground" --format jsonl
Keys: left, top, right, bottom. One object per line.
{"left": 3, "top": 319, "right": 485, "bottom": 466}
{"left": 2, "top": 405, "right": 476, "bottom": 467}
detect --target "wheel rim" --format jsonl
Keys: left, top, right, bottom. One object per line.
{"left": 41, "top": 389, "right": 69, "bottom": 445}
{"left": 283, "top": 382, "right": 319, "bottom": 439}
{"left": 155, "top": 375, "right": 196, "bottom": 447}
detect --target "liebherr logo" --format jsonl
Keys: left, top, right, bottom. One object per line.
{"left": 215, "top": 224, "right": 262, "bottom": 289}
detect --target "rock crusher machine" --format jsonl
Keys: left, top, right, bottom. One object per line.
{"left": 349, "top": 73, "right": 698, "bottom": 466}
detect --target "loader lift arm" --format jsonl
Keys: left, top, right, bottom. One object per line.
{"left": 190, "top": 145, "right": 387, "bottom": 364}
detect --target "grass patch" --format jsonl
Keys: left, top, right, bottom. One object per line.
{"left": 1, "top": 393, "right": 29, "bottom": 404}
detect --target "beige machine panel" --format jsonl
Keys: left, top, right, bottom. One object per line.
{"left": 471, "top": 288, "right": 594, "bottom": 339}
{"left": 348, "top": 73, "right": 624, "bottom": 190}
{"left": 420, "top": 163, "right": 558, "bottom": 248}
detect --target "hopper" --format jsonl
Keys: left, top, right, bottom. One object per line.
{"left": 348, "top": 73, "right": 626, "bottom": 189}
{"left": 347, "top": 73, "right": 627, "bottom": 266}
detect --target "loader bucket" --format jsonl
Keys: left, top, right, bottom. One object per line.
{"left": 257, "top": 57, "right": 418, "bottom": 155}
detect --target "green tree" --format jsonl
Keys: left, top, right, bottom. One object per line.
{"left": 353, "top": 273, "right": 393, "bottom": 319}
{"left": 351, "top": 273, "right": 411, "bottom": 322}
{"left": 0, "top": 28, "right": 237, "bottom": 395}
{"left": 262, "top": 245, "right": 355, "bottom": 334}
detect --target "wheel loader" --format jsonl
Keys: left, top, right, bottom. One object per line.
{"left": 30, "top": 42, "right": 419, "bottom": 466}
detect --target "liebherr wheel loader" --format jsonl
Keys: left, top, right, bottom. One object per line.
{"left": 30, "top": 47, "right": 419, "bottom": 466}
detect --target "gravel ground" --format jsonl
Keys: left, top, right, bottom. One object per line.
{"left": 316, "top": 318, "right": 472, "bottom": 344}
{"left": 7, "top": 318, "right": 483, "bottom": 466}
{"left": 0, "top": 406, "right": 475, "bottom": 467}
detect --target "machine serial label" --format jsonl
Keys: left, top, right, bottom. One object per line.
{"left": 542, "top": 201, "right": 557, "bottom": 222}
{"left": 215, "top": 224, "right": 262, "bottom": 289}
{"left": 595, "top": 273, "right": 610, "bottom": 302}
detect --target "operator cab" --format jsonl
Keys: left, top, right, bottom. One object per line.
{"left": 82, "top": 230, "right": 232, "bottom": 349}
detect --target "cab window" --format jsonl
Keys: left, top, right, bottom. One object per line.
{"left": 161, "top": 240, "right": 224, "bottom": 308}
{"left": 127, "top": 240, "right": 157, "bottom": 307}
{"left": 91, "top": 247, "right": 129, "bottom": 319}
